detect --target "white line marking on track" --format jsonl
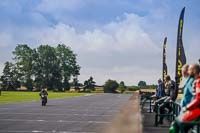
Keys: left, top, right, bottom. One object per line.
{"left": 0, "top": 119, "right": 112, "bottom": 124}
{"left": 0, "top": 130, "right": 96, "bottom": 133}
{"left": 0, "top": 131, "right": 43, "bottom": 133}
{"left": 0, "top": 112, "right": 112, "bottom": 117}
{"left": 0, "top": 108, "right": 118, "bottom": 112}
{"left": 0, "top": 130, "right": 95, "bottom": 133}
{"left": 84, "top": 94, "right": 93, "bottom": 96}
{"left": 38, "top": 120, "right": 45, "bottom": 122}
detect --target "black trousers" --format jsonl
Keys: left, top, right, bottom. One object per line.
{"left": 159, "top": 102, "right": 172, "bottom": 122}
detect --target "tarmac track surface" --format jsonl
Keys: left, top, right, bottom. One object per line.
{"left": 0, "top": 94, "right": 131, "bottom": 133}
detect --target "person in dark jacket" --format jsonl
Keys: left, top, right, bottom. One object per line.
{"left": 39, "top": 89, "right": 48, "bottom": 105}
{"left": 152, "top": 79, "right": 165, "bottom": 104}
{"left": 156, "top": 79, "right": 165, "bottom": 98}
{"left": 156, "top": 75, "right": 176, "bottom": 124}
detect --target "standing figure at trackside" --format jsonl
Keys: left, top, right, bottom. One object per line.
{"left": 154, "top": 75, "right": 176, "bottom": 124}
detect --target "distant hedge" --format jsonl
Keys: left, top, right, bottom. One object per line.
{"left": 127, "top": 86, "right": 140, "bottom": 91}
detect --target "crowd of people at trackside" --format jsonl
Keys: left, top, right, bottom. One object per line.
{"left": 152, "top": 63, "right": 200, "bottom": 132}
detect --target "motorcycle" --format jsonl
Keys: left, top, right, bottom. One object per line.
{"left": 41, "top": 94, "right": 47, "bottom": 106}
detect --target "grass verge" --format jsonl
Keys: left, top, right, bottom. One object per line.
{"left": 0, "top": 91, "right": 88, "bottom": 104}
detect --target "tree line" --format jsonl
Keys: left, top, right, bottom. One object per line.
{"left": 0, "top": 44, "right": 156, "bottom": 92}
{"left": 137, "top": 80, "right": 158, "bottom": 89}
{"left": 0, "top": 44, "right": 80, "bottom": 91}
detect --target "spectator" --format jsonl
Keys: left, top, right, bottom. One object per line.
{"left": 170, "top": 64, "right": 200, "bottom": 133}
{"left": 152, "top": 79, "right": 165, "bottom": 104}
{"left": 180, "top": 64, "right": 194, "bottom": 109}
{"left": 155, "top": 75, "right": 176, "bottom": 124}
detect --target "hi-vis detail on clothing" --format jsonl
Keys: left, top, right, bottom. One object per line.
{"left": 175, "top": 7, "right": 186, "bottom": 90}
{"left": 163, "top": 37, "right": 168, "bottom": 87}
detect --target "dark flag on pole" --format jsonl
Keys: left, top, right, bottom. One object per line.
{"left": 175, "top": 7, "right": 186, "bottom": 95}
{"left": 163, "top": 37, "right": 168, "bottom": 89}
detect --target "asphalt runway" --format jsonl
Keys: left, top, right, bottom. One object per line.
{"left": 0, "top": 94, "right": 131, "bottom": 133}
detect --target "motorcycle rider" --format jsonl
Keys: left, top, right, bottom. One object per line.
{"left": 39, "top": 89, "right": 48, "bottom": 106}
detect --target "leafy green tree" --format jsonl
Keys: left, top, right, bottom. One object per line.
{"left": 72, "top": 77, "right": 80, "bottom": 92}
{"left": 0, "top": 62, "right": 20, "bottom": 90}
{"left": 118, "top": 81, "right": 127, "bottom": 93}
{"left": 103, "top": 79, "right": 119, "bottom": 93}
{"left": 56, "top": 44, "right": 80, "bottom": 91}
{"left": 50, "top": 64, "right": 63, "bottom": 91}
{"left": 0, "top": 44, "right": 80, "bottom": 92}
{"left": 33, "top": 45, "right": 60, "bottom": 90}
{"left": 12, "top": 44, "right": 33, "bottom": 90}
{"left": 83, "top": 76, "right": 96, "bottom": 92}
{"left": 138, "top": 81, "right": 147, "bottom": 88}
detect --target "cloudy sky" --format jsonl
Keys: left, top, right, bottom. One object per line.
{"left": 0, "top": 0, "right": 199, "bottom": 85}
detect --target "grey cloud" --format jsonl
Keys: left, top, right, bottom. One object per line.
{"left": 0, "top": 12, "right": 161, "bottom": 85}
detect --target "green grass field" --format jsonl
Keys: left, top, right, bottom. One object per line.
{"left": 0, "top": 91, "right": 88, "bottom": 104}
